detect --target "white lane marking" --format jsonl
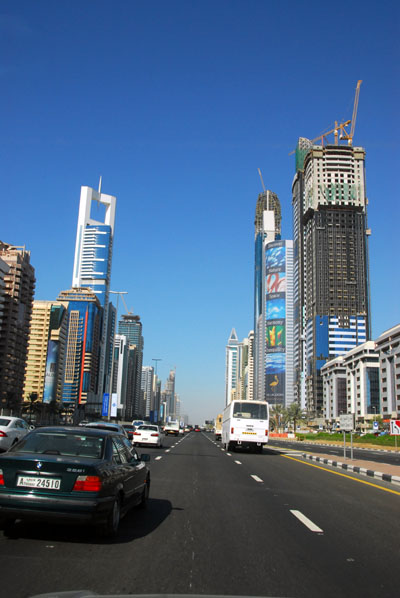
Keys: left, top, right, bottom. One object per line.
{"left": 165, "top": 449, "right": 170, "bottom": 453}
{"left": 251, "top": 475, "right": 263, "bottom": 483}
{"left": 226, "top": 452, "right": 232, "bottom": 456}
{"left": 155, "top": 456, "right": 162, "bottom": 460}
{"left": 234, "top": 460, "right": 242, "bottom": 465}
{"left": 290, "top": 510, "right": 323, "bottom": 533}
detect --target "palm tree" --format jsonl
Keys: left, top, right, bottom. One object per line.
{"left": 270, "top": 403, "right": 287, "bottom": 433}
{"left": 287, "top": 402, "right": 304, "bottom": 434}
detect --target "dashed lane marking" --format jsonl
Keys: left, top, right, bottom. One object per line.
{"left": 234, "top": 460, "right": 242, "bottom": 465}
{"left": 290, "top": 510, "right": 323, "bottom": 533}
{"left": 251, "top": 475, "right": 263, "bottom": 483}
{"left": 155, "top": 456, "right": 162, "bottom": 460}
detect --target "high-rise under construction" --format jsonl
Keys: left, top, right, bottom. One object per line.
{"left": 292, "top": 140, "right": 371, "bottom": 415}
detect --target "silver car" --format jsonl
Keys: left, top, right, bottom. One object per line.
{"left": 0, "top": 417, "right": 31, "bottom": 451}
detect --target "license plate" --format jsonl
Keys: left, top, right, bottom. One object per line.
{"left": 142, "top": 437, "right": 149, "bottom": 442}
{"left": 17, "top": 476, "right": 61, "bottom": 490}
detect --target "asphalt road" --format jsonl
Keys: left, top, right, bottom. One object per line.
{"left": 268, "top": 438, "right": 400, "bottom": 466}
{"left": 0, "top": 432, "right": 399, "bottom": 598}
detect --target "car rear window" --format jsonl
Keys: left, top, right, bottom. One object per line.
{"left": 10, "top": 432, "right": 105, "bottom": 459}
{"left": 138, "top": 425, "right": 158, "bottom": 431}
{"left": 0, "top": 418, "right": 11, "bottom": 427}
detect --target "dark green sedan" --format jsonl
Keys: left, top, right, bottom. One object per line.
{"left": 0, "top": 426, "right": 150, "bottom": 537}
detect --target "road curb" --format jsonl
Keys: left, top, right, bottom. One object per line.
{"left": 301, "top": 453, "right": 400, "bottom": 486}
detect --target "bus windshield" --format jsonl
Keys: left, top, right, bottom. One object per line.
{"left": 233, "top": 402, "right": 268, "bottom": 420}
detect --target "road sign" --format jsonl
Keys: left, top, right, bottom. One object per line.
{"left": 390, "top": 420, "right": 400, "bottom": 435}
{"left": 373, "top": 420, "right": 379, "bottom": 430}
{"left": 339, "top": 414, "right": 355, "bottom": 431}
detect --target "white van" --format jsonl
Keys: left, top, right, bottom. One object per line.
{"left": 164, "top": 420, "right": 180, "bottom": 436}
{"left": 222, "top": 400, "right": 269, "bottom": 453}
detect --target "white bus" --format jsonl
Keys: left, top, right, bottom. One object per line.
{"left": 222, "top": 400, "right": 269, "bottom": 453}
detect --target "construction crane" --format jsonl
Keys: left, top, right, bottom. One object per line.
{"left": 289, "top": 80, "right": 362, "bottom": 154}
{"left": 119, "top": 293, "right": 134, "bottom": 316}
{"left": 258, "top": 168, "right": 266, "bottom": 192}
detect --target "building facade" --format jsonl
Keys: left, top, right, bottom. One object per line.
{"left": 375, "top": 324, "right": 400, "bottom": 417}
{"left": 23, "top": 301, "right": 69, "bottom": 405}
{"left": 292, "top": 141, "right": 370, "bottom": 416}
{"left": 118, "top": 314, "right": 144, "bottom": 417}
{"left": 141, "top": 366, "right": 154, "bottom": 419}
{"left": 0, "top": 242, "right": 35, "bottom": 410}
{"left": 57, "top": 287, "right": 102, "bottom": 419}
{"left": 225, "top": 328, "right": 240, "bottom": 405}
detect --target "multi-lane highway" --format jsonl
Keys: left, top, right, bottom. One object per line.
{"left": 1, "top": 432, "right": 399, "bottom": 598}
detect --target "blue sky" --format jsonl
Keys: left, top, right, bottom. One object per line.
{"left": 1, "top": 1, "right": 399, "bottom": 423}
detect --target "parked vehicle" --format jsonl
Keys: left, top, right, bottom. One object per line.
{"left": 164, "top": 421, "right": 180, "bottom": 437}
{"left": 133, "top": 425, "right": 164, "bottom": 448}
{"left": 0, "top": 417, "right": 31, "bottom": 452}
{"left": 222, "top": 400, "right": 269, "bottom": 453}
{"left": 0, "top": 426, "right": 150, "bottom": 537}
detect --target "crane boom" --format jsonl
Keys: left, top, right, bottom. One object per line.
{"left": 258, "top": 168, "right": 266, "bottom": 192}
{"left": 289, "top": 80, "right": 362, "bottom": 154}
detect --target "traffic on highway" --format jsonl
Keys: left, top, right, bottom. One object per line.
{"left": 0, "top": 427, "right": 399, "bottom": 597}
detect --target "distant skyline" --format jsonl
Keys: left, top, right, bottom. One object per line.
{"left": 1, "top": 1, "right": 399, "bottom": 423}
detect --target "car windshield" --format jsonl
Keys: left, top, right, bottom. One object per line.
{"left": 138, "top": 425, "right": 158, "bottom": 431}
{"left": 10, "top": 432, "right": 105, "bottom": 459}
{"left": 233, "top": 402, "right": 268, "bottom": 420}
{"left": 0, "top": 418, "right": 11, "bottom": 426}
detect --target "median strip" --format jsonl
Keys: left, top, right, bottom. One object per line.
{"left": 290, "top": 510, "right": 323, "bottom": 533}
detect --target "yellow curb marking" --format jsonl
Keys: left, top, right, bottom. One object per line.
{"left": 281, "top": 454, "right": 400, "bottom": 497}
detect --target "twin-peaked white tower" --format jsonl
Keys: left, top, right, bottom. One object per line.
{"left": 72, "top": 183, "right": 117, "bottom": 404}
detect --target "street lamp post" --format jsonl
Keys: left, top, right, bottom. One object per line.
{"left": 108, "top": 291, "right": 127, "bottom": 421}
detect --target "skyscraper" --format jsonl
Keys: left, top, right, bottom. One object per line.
{"left": 225, "top": 328, "right": 240, "bottom": 405}
{"left": 118, "top": 314, "right": 144, "bottom": 417}
{"left": 23, "top": 300, "right": 69, "bottom": 405}
{"left": 292, "top": 140, "right": 370, "bottom": 415}
{"left": 72, "top": 185, "right": 116, "bottom": 398}
{"left": 57, "top": 287, "right": 102, "bottom": 418}
{"left": 253, "top": 190, "right": 295, "bottom": 407}
{"left": 0, "top": 242, "right": 35, "bottom": 409}
{"left": 141, "top": 366, "right": 154, "bottom": 418}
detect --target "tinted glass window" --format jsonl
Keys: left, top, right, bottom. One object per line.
{"left": 11, "top": 432, "right": 105, "bottom": 458}
{"left": 112, "top": 439, "right": 122, "bottom": 464}
{"left": 113, "top": 436, "right": 133, "bottom": 463}
{"left": 0, "top": 418, "right": 11, "bottom": 427}
{"left": 233, "top": 402, "right": 268, "bottom": 420}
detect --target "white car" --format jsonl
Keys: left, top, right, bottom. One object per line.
{"left": 133, "top": 424, "right": 164, "bottom": 448}
{"left": 0, "top": 417, "right": 31, "bottom": 451}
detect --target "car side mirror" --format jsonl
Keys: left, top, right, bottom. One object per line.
{"left": 140, "top": 453, "right": 150, "bottom": 462}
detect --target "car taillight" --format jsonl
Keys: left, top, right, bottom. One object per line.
{"left": 0, "top": 431, "right": 7, "bottom": 438}
{"left": 231, "top": 427, "right": 234, "bottom": 434}
{"left": 73, "top": 476, "right": 102, "bottom": 492}
{"left": 134, "top": 432, "right": 141, "bottom": 436}
{"left": 265, "top": 429, "right": 268, "bottom": 436}
{"left": 0, "top": 469, "right": 4, "bottom": 485}
{"left": 151, "top": 433, "right": 159, "bottom": 437}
